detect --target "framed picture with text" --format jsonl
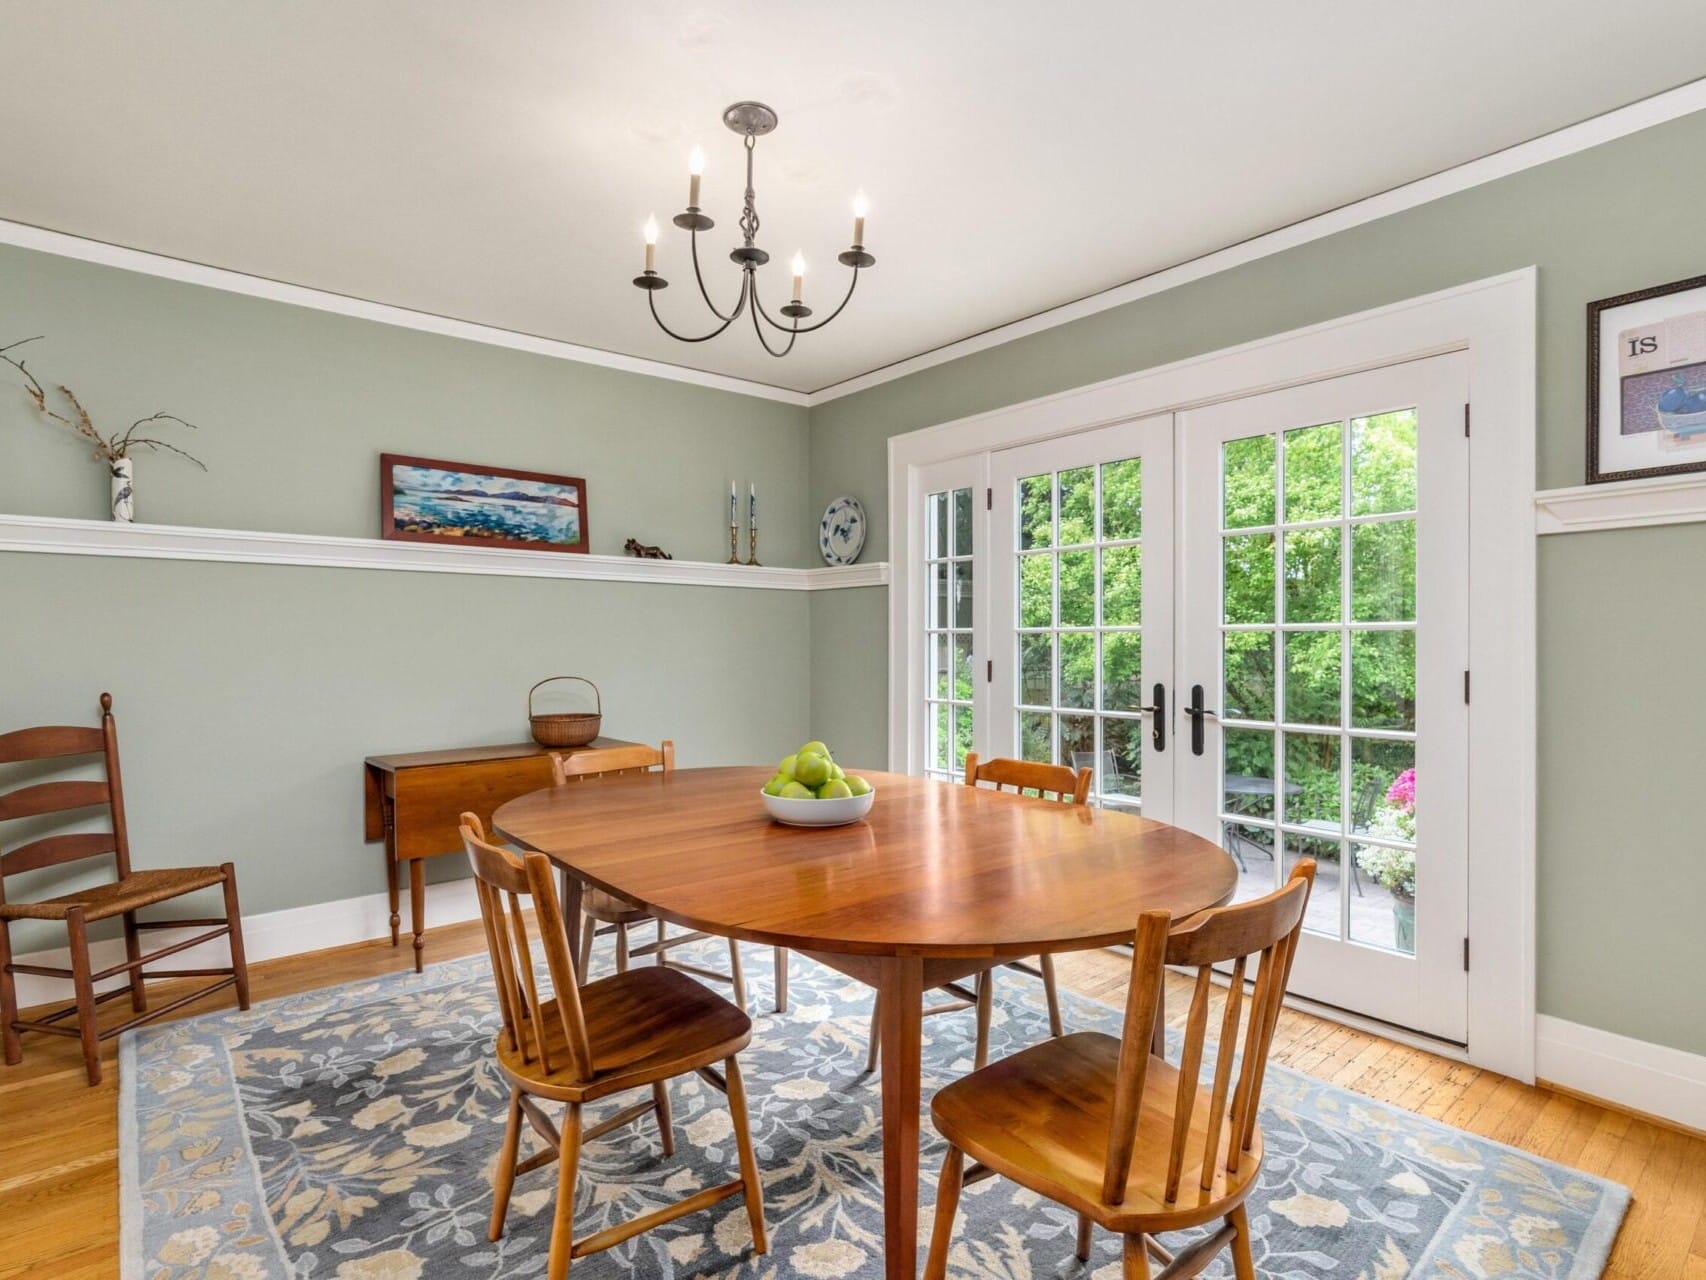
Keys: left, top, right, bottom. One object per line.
{"left": 1587, "top": 272, "right": 1706, "bottom": 484}
{"left": 379, "top": 454, "right": 589, "bottom": 553}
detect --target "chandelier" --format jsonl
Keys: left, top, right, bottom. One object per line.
{"left": 633, "top": 101, "right": 874, "bottom": 357}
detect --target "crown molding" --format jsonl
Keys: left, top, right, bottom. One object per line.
{"left": 1535, "top": 472, "right": 1706, "bottom": 534}
{"left": 3, "top": 79, "right": 1702, "bottom": 410}
{"left": 0, "top": 218, "right": 810, "bottom": 408}
{"left": 0, "top": 512, "right": 887, "bottom": 590}
{"left": 805, "top": 77, "right": 1706, "bottom": 403}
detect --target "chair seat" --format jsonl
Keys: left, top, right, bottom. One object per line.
{"left": 930, "top": 1031, "right": 1262, "bottom": 1232}
{"left": 0, "top": 865, "right": 228, "bottom": 922}
{"left": 582, "top": 886, "right": 651, "bottom": 924}
{"left": 496, "top": 965, "right": 752, "bottom": 1103}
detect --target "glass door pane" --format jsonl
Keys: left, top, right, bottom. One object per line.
{"left": 923, "top": 485, "right": 976, "bottom": 781}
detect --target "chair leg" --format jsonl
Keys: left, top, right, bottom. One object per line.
{"left": 0, "top": 920, "right": 20, "bottom": 1066}
{"left": 728, "top": 939, "right": 747, "bottom": 1013}
{"left": 578, "top": 917, "right": 596, "bottom": 979}
{"left": 1040, "top": 953, "right": 1064, "bottom": 1039}
{"left": 774, "top": 947, "right": 789, "bottom": 1014}
{"left": 66, "top": 908, "right": 101, "bottom": 1087}
{"left": 222, "top": 863, "right": 251, "bottom": 1009}
{"left": 723, "top": 1055, "right": 768, "bottom": 1254}
{"left": 923, "top": 1143, "right": 965, "bottom": 1280}
{"left": 615, "top": 923, "right": 629, "bottom": 973}
{"left": 1076, "top": 1213, "right": 1093, "bottom": 1262}
{"left": 973, "top": 971, "right": 992, "bottom": 1070}
{"left": 546, "top": 1102, "right": 582, "bottom": 1280}
{"left": 489, "top": 1089, "right": 524, "bottom": 1241}
{"left": 652, "top": 1080, "right": 675, "bottom": 1157}
{"left": 1228, "top": 1204, "right": 1256, "bottom": 1280}
{"left": 1121, "top": 1233, "right": 1152, "bottom": 1279}
{"left": 120, "top": 910, "right": 147, "bottom": 1014}
{"left": 865, "top": 994, "right": 881, "bottom": 1074}
{"left": 656, "top": 919, "right": 669, "bottom": 968}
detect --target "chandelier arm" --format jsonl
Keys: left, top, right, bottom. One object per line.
{"left": 647, "top": 273, "right": 749, "bottom": 343}
{"left": 749, "top": 290, "right": 799, "bottom": 357}
{"left": 689, "top": 227, "right": 743, "bottom": 321}
{"left": 752, "top": 266, "right": 862, "bottom": 336}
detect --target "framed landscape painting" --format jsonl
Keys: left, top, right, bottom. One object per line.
{"left": 1587, "top": 273, "right": 1706, "bottom": 484}
{"left": 379, "top": 454, "right": 589, "bottom": 553}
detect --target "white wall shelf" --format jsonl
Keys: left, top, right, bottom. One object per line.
{"left": 1535, "top": 473, "right": 1706, "bottom": 535}
{"left": 0, "top": 513, "right": 888, "bottom": 591}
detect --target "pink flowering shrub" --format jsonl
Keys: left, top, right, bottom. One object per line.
{"left": 1385, "top": 767, "right": 1416, "bottom": 814}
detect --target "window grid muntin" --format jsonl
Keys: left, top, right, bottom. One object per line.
{"left": 925, "top": 487, "right": 975, "bottom": 782}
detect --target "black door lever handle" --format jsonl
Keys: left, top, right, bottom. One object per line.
{"left": 1140, "top": 683, "right": 1166, "bottom": 752}
{"left": 1184, "top": 683, "right": 1219, "bottom": 756}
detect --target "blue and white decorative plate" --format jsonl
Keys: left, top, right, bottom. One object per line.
{"left": 819, "top": 495, "right": 866, "bottom": 566}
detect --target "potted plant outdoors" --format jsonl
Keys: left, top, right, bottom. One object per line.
{"left": 2, "top": 336, "right": 205, "bottom": 522}
{"left": 1355, "top": 767, "right": 1416, "bottom": 954}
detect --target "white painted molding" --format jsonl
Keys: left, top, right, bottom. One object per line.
{"left": 0, "top": 219, "right": 809, "bottom": 408}
{"left": 3, "top": 80, "right": 1702, "bottom": 407}
{"left": 1535, "top": 473, "right": 1706, "bottom": 534}
{"left": 1537, "top": 1014, "right": 1706, "bottom": 1134}
{"left": 813, "top": 78, "right": 1706, "bottom": 402}
{"left": 0, "top": 513, "right": 888, "bottom": 591}
{"left": 9, "top": 877, "right": 484, "bottom": 1010}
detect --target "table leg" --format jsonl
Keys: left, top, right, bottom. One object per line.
{"left": 409, "top": 860, "right": 426, "bottom": 974}
{"left": 877, "top": 956, "right": 924, "bottom": 1280}
{"left": 382, "top": 800, "right": 400, "bottom": 947}
{"left": 557, "top": 867, "right": 585, "bottom": 986}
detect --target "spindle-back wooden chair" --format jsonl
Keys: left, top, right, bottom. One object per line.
{"left": 0, "top": 693, "right": 250, "bottom": 1086}
{"left": 549, "top": 745, "right": 789, "bottom": 1013}
{"left": 924, "top": 860, "right": 1316, "bottom": 1279}
{"left": 461, "top": 812, "right": 767, "bottom": 1280}
{"left": 865, "top": 753, "right": 1093, "bottom": 1075}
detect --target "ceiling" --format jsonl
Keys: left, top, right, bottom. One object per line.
{"left": 3, "top": 3, "right": 1704, "bottom": 396}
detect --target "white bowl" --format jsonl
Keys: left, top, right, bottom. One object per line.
{"left": 759, "top": 786, "right": 876, "bottom": 827}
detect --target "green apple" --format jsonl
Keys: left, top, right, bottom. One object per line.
{"left": 798, "top": 740, "right": 831, "bottom": 760}
{"left": 828, "top": 761, "right": 846, "bottom": 781}
{"left": 817, "top": 779, "right": 853, "bottom": 800}
{"left": 845, "top": 775, "right": 872, "bottom": 797}
{"left": 763, "top": 774, "right": 791, "bottom": 797}
{"left": 778, "top": 753, "right": 798, "bottom": 780}
{"left": 779, "top": 780, "right": 814, "bottom": 800}
{"left": 794, "top": 751, "right": 832, "bottom": 788}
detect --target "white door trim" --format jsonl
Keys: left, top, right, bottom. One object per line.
{"left": 887, "top": 268, "right": 1537, "bottom": 1082}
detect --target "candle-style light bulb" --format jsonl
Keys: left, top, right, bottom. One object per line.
{"left": 851, "top": 191, "right": 869, "bottom": 247}
{"left": 688, "top": 146, "right": 704, "bottom": 209}
{"left": 790, "top": 252, "right": 806, "bottom": 303}
{"left": 643, "top": 215, "right": 659, "bottom": 273}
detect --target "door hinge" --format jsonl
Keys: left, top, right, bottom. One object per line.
{"left": 986, "top": 487, "right": 993, "bottom": 510}
{"left": 1463, "top": 670, "right": 1471, "bottom": 704}
{"left": 986, "top": 659, "right": 993, "bottom": 683}
{"left": 1464, "top": 403, "right": 1471, "bottom": 437}
{"left": 1463, "top": 937, "right": 1470, "bottom": 972}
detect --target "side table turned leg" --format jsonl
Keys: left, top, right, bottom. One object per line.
{"left": 409, "top": 859, "right": 426, "bottom": 974}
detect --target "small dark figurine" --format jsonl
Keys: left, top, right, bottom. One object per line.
{"left": 624, "top": 537, "right": 673, "bottom": 560}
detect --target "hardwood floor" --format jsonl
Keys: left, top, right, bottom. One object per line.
{"left": 3, "top": 924, "right": 1702, "bottom": 1279}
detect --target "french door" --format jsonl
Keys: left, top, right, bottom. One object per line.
{"left": 918, "top": 354, "right": 1470, "bottom": 1042}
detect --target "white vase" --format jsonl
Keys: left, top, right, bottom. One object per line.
{"left": 110, "top": 457, "right": 134, "bottom": 523}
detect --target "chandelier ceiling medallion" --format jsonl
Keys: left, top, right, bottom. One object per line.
{"left": 634, "top": 101, "right": 873, "bottom": 358}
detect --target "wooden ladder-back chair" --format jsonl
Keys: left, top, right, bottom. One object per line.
{"left": 461, "top": 813, "right": 767, "bottom": 1280}
{"left": 924, "top": 860, "right": 1316, "bottom": 1280}
{"left": 550, "top": 745, "right": 789, "bottom": 1014}
{"left": 866, "top": 752, "right": 1093, "bottom": 1075}
{"left": 0, "top": 693, "right": 250, "bottom": 1086}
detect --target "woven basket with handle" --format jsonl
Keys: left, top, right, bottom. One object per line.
{"left": 528, "top": 676, "right": 602, "bottom": 748}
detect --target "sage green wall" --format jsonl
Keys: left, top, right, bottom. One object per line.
{"left": 805, "top": 108, "right": 1706, "bottom": 1057}
{"left": 0, "top": 243, "right": 816, "bottom": 953}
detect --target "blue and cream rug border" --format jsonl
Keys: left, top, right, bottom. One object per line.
{"left": 121, "top": 944, "right": 1628, "bottom": 1279}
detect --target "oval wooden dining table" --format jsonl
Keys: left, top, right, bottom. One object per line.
{"left": 494, "top": 766, "right": 1237, "bottom": 1280}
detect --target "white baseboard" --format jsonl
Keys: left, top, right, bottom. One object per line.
{"left": 10, "top": 878, "right": 482, "bottom": 1011}
{"left": 1536, "top": 1014, "right": 1706, "bottom": 1133}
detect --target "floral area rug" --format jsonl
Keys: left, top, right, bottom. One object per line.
{"left": 122, "top": 938, "right": 1627, "bottom": 1279}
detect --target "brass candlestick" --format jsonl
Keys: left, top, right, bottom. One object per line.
{"left": 727, "top": 522, "right": 741, "bottom": 565}
{"left": 746, "top": 524, "right": 761, "bottom": 566}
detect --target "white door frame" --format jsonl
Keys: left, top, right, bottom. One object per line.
{"left": 886, "top": 268, "right": 1537, "bottom": 1082}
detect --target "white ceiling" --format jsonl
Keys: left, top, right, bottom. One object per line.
{"left": 3, "top": 2, "right": 1704, "bottom": 395}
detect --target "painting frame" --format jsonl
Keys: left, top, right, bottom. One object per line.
{"left": 1587, "top": 272, "right": 1706, "bottom": 485}
{"left": 379, "top": 453, "right": 590, "bottom": 554}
